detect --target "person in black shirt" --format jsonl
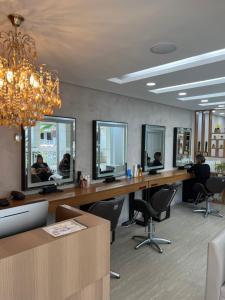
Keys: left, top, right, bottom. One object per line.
{"left": 31, "top": 154, "right": 52, "bottom": 182}
{"left": 188, "top": 154, "right": 210, "bottom": 185}
{"left": 59, "top": 153, "right": 71, "bottom": 178}
{"left": 185, "top": 154, "right": 210, "bottom": 203}
{"left": 152, "top": 152, "right": 163, "bottom": 167}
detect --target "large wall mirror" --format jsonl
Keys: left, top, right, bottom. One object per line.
{"left": 93, "top": 120, "right": 128, "bottom": 179}
{"left": 141, "top": 125, "right": 165, "bottom": 173}
{"left": 173, "top": 127, "right": 192, "bottom": 167}
{"left": 22, "top": 116, "right": 75, "bottom": 190}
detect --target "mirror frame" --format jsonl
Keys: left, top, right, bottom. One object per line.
{"left": 141, "top": 124, "right": 166, "bottom": 172}
{"left": 92, "top": 120, "right": 128, "bottom": 180}
{"left": 21, "top": 116, "right": 76, "bottom": 191}
{"left": 173, "top": 127, "right": 192, "bottom": 168}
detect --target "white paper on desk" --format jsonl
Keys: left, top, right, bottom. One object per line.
{"left": 43, "top": 219, "right": 87, "bottom": 237}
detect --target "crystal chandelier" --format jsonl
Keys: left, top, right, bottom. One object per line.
{"left": 0, "top": 14, "right": 62, "bottom": 127}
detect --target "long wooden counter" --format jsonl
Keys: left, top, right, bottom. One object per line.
{"left": 0, "top": 206, "right": 110, "bottom": 300}
{"left": 7, "top": 170, "right": 191, "bottom": 213}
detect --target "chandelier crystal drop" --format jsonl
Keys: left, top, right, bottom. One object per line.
{"left": 0, "top": 14, "right": 62, "bottom": 127}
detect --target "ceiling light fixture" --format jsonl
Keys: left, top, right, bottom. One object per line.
{"left": 198, "top": 101, "right": 225, "bottom": 107}
{"left": 178, "top": 91, "right": 225, "bottom": 101}
{"left": 218, "top": 105, "right": 225, "bottom": 108}
{"left": 108, "top": 48, "right": 225, "bottom": 84}
{"left": 178, "top": 92, "right": 187, "bottom": 96}
{"left": 220, "top": 112, "right": 225, "bottom": 115}
{"left": 146, "top": 82, "right": 156, "bottom": 87}
{"left": 0, "top": 14, "right": 61, "bottom": 127}
{"left": 201, "top": 99, "right": 208, "bottom": 103}
{"left": 150, "top": 76, "right": 225, "bottom": 94}
{"left": 212, "top": 110, "right": 216, "bottom": 113}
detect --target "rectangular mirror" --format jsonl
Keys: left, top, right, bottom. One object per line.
{"left": 173, "top": 127, "right": 192, "bottom": 167}
{"left": 141, "top": 125, "right": 165, "bottom": 173}
{"left": 22, "top": 116, "right": 75, "bottom": 190}
{"left": 93, "top": 120, "right": 128, "bottom": 179}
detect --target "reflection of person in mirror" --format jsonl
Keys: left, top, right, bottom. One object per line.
{"left": 147, "top": 156, "right": 151, "bottom": 167}
{"left": 59, "top": 153, "right": 71, "bottom": 178}
{"left": 31, "top": 154, "right": 52, "bottom": 182}
{"left": 152, "top": 152, "right": 162, "bottom": 167}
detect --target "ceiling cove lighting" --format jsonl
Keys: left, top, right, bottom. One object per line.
{"left": 178, "top": 91, "right": 225, "bottom": 101}
{"left": 0, "top": 14, "right": 61, "bottom": 127}
{"left": 108, "top": 48, "right": 225, "bottom": 84}
{"left": 150, "top": 76, "right": 225, "bottom": 94}
{"left": 146, "top": 82, "right": 156, "bottom": 87}
{"left": 198, "top": 101, "right": 225, "bottom": 107}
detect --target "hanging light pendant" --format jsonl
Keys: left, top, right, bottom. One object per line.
{"left": 0, "top": 14, "right": 62, "bottom": 127}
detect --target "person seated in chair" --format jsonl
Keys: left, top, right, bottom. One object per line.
{"left": 186, "top": 154, "right": 211, "bottom": 203}
{"left": 187, "top": 154, "right": 210, "bottom": 185}
{"left": 31, "top": 154, "right": 52, "bottom": 182}
{"left": 59, "top": 153, "right": 71, "bottom": 178}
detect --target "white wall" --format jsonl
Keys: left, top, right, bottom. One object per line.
{"left": 0, "top": 82, "right": 194, "bottom": 198}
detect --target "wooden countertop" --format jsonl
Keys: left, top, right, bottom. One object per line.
{"left": 0, "top": 208, "right": 108, "bottom": 260}
{"left": 7, "top": 169, "right": 191, "bottom": 213}
{"left": 0, "top": 206, "right": 110, "bottom": 300}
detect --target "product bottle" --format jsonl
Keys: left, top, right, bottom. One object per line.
{"left": 133, "top": 164, "right": 137, "bottom": 177}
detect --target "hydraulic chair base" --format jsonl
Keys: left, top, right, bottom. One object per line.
{"left": 110, "top": 271, "right": 120, "bottom": 279}
{"left": 193, "top": 201, "right": 223, "bottom": 218}
{"left": 132, "top": 217, "right": 171, "bottom": 254}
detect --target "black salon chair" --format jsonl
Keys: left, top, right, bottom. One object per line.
{"left": 88, "top": 197, "right": 124, "bottom": 279}
{"left": 193, "top": 177, "right": 225, "bottom": 218}
{"left": 132, "top": 187, "right": 177, "bottom": 254}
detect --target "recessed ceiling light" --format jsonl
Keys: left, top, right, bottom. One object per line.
{"left": 212, "top": 110, "right": 216, "bottom": 113}
{"left": 150, "top": 76, "right": 225, "bottom": 94}
{"left": 178, "top": 91, "right": 225, "bottom": 101}
{"left": 199, "top": 101, "right": 225, "bottom": 107}
{"left": 146, "top": 82, "right": 156, "bottom": 87}
{"left": 218, "top": 105, "right": 225, "bottom": 108}
{"left": 201, "top": 99, "right": 208, "bottom": 103}
{"left": 178, "top": 92, "right": 187, "bottom": 96}
{"left": 108, "top": 48, "right": 225, "bottom": 84}
{"left": 150, "top": 42, "right": 177, "bottom": 54}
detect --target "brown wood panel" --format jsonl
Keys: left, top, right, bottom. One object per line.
{"left": 66, "top": 275, "right": 110, "bottom": 300}
{"left": 0, "top": 207, "right": 110, "bottom": 300}
{"left": 6, "top": 170, "right": 191, "bottom": 213}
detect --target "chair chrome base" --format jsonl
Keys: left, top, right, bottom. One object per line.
{"left": 110, "top": 271, "right": 120, "bottom": 279}
{"left": 132, "top": 218, "right": 171, "bottom": 254}
{"left": 193, "top": 200, "right": 223, "bottom": 218}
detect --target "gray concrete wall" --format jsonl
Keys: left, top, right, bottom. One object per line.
{"left": 0, "top": 82, "right": 194, "bottom": 198}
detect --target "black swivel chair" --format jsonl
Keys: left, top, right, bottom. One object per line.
{"left": 132, "top": 187, "right": 177, "bottom": 254}
{"left": 193, "top": 177, "right": 225, "bottom": 218}
{"left": 88, "top": 197, "right": 124, "bottom": 279}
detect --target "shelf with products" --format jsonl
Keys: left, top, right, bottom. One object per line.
{"left": 195, "top": 110, "right": 225, "bottom": 159}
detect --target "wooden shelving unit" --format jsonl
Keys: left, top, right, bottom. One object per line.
{"left": 195, "top": 110, "right": 225, "bottom": 159}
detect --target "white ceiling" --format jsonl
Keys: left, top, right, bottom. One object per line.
{"left": 1, "top": 0, "right": 225, "bottom": 111}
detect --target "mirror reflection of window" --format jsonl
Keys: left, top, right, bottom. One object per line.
{"left": 93, "top": 121, "right": 128, "bottom": 179}
{"left": 174, "top": 127, "right": 192, "bottom": 167}
{"left": 23, "top": 117, "right": 75, "bottom": 190}
{"left": 142, "top": 125, "right": 165, "bottom": 171}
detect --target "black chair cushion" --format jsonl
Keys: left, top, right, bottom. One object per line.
{"left": 192, "top": 182, "right": 212, "bottom": 197}
{"left": 206, "top": 177, "right": 225, "bottom": 194}
{"left": 88, "top": 197, "right": 124, "bottom": 231}
{"left": 134, "top": 188, "right": 176, "bottom": 218}
{"left": 133, "top": 199, "right": 158, "bottom": 219}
